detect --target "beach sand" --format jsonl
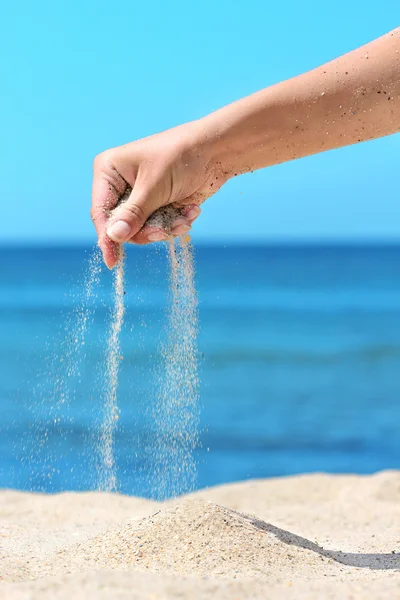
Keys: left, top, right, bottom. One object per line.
{"left": 1, "top": 472, "right": 400, "bottom": 599}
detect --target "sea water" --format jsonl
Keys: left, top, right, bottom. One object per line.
{"left": 3, "top": 244, "right": 400, "bottom": 495}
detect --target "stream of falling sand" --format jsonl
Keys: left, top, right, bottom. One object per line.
{"left": 98, "top": 250, "right": 125, "bottom": 491}
{"left": 150, "top": 236, "right": 200, "bottom": 499}
{"left": 93, "top": 208, "right": 199, "bottom": 496}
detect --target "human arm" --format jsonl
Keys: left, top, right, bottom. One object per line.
{"left": 201, "top": 27, "right": 400, "bottom": 176}
{"left": 92, "top": 28, "right": 400, "bottom": 268}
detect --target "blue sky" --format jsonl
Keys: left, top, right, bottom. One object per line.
{"left": 1, "top": 0, "right": 399, "bottom": 243}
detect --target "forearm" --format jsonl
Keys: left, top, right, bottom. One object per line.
{"left": 201, "top": 28, "right": 400, "bottom": 176}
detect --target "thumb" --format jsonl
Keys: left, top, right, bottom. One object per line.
{"left": 106, "top": 184, "right": 160, "bottom": 244}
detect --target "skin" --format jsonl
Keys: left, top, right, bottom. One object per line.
{"left": 91, "top": 28, "right": 400, "bottom": 269}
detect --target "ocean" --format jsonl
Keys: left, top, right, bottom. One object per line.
{"left": 1, "top": 244, "right": 400, "bottom": 498}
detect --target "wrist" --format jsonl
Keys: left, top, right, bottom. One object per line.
{"left": 194, "top": 90, "right": 282, "bottom": 178}
{"left": 180, "top": 117, "right": 236, "bottom": 186}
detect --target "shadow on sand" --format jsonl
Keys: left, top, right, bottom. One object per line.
{"left": 226, "top": 507, "right": 400, "bottom": 571}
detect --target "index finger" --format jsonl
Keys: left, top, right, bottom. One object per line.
{"left": 91, "top": 160, "right": 125, "bottom": 268}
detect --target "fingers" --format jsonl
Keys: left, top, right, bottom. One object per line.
{"left": 170, "top": 205, "right": 200, "bottom": 235}
{"left": 127, "top": 228, "right": 167, "bottom": 245}
{"left": 106, "top": 178, "right": 162, "bottom": 244}
{"left": 91, "top": 158, "right": 126, "bottom": 269}
{"left": 128, "top": 205, "right": 201, "bottom": 245}
{"left": 92, "top": 147, "right": 203, "bottom": 263}
{"left": 170, "top": 217, "right": 192, "bottom": 236}
{"left": 182, "top": 205, "right": 201, "bottom": 221}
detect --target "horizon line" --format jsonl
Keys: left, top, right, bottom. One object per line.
{"left": 3, "top": 239, "right": 400, "bottom": 249}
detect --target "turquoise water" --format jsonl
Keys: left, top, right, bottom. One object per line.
{"left": 1, "top": 244, "right": 400, "bottom": 497}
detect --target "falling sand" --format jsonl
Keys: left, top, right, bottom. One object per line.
{"left": 29, "top": 198, "right": 200, "bottom": 495}
{"left": 150, "top": 235, "right": 200, "bottom": 499}
{"left": 98, "top": 204, "right": 200, "bottom": 497}
{"left": 98, "top": 250, "right": 125, "bottom": 492}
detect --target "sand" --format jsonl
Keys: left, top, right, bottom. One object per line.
{"left": 2, "top": 472, "right": 400, "bottom": 599}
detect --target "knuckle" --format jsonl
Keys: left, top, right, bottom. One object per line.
{"left": 92, "top": 153, "right": 105, "bottom": 171}
{"left": 93, "top": 149, "right": 114, "bottom": 170}
{"left": 93, "top": 151, "right": 126, "bottom": 198}
{"left": 93, "top": 154, "right": 100, "bottom": 170}
{"left": 125, "top": 202, "right": 146, "bottom": 223}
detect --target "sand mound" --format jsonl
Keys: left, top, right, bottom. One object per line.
{"left": 41, "top": 499, "right": 341, "bottom": 580}
{"left": 2, "top": 474, "right": 400, "bottom": 598}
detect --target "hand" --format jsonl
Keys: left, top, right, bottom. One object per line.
{"left": 91, "top": 120, "right": 226, "bottom": 268}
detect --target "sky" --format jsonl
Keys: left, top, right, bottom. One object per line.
{"left": 0, "top": 0, "right": 399, "bottom": 244}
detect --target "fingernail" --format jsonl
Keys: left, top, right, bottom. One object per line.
{"left": 148, "top": 231, "right": 167, "bottom": 242}
{"left": 184, "top": 206, "right": 201, "bottom": 220}
{"left": 171, "top": 224, "right": 191, "bottom": 235}
{"left": 107, "top": 220, "right": 131, "bottom": 242}
{"left": 99, "top": 236, "right": 117, "bottom": 269}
